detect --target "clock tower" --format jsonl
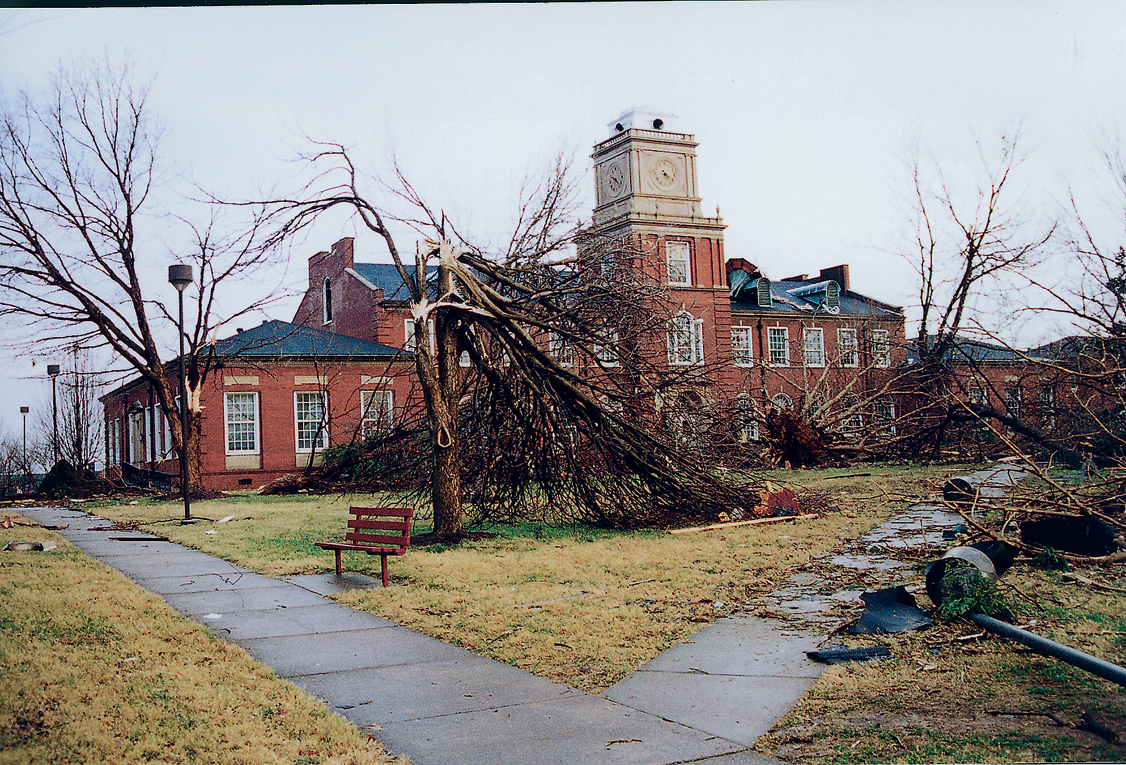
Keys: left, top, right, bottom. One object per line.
{"left": 587, "top": 108, "right": 734, "bottom": 387}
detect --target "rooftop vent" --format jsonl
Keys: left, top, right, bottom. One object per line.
{"left": 787, "top": 280, "right": 840, "bottom": 312}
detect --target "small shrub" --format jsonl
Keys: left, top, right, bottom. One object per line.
{"left": 935, "top": 561, "right": 1011, "bottom": 619}
{"left": 1032, "top": 546, "right": 1070, "bottom": 571}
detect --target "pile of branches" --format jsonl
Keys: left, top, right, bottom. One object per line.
{"left": 950, "top": 465, "right": 1126, "bottom": 566}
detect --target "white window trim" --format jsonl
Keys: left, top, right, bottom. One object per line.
{"left": 732, "top": 325, "right": 753, "bottom": 367}
{"left": 666, "top": 241, "right": 691, "bottom": 286}
{"left": 803, "top": 328, "right": 825, "bottom": 368}
{"left": 838, "top": 328, "right": 858, "bottom": 368}
{"left": 595, "top": 331, "right": 620, "bottom": 368}
{"left": 404, "top": 319, "right": 416, "bottom": 351}
{"left": 735, "top": 394, "right": 759, "bottom": 442}
{"left": 667, "top": 312, "right": 704, "bottom": 365}
{"left": 360, "top": 389, "right": 394, "bottom": 439}
{"left": 549, "top": 331, "right": 575, "bottom": 368}
{"left": 224, "top": 391, "right": 260, "bottom": 455}
{"left": 294, "top": 391, "right": 328, "bottom": 453}
{"left": 871, "top": 329, "right": 891, "bottom": 368}
{"left": 874, "top": 397, "right": 897, "bottom": 437}
{"left": 768, "top": 326, "right": 790, "bottom": 367}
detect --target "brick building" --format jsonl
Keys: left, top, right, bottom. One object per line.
{"left": 101, "top": 320, "right": 413, "bottom": 491}
{"left": 108, "top": 109, "right": 1042, "bottom": 489}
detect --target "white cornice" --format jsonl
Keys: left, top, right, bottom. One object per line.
{"left": 345, "top": 267, "right": 378, "bottom": 291}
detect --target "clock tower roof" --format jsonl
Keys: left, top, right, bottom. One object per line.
{"left": 608, "top": 107, "right": 679, "bottom": 136}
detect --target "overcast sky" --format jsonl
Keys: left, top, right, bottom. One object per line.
{"left": 2, "top": 1, "right": 1124, "bottom": 440}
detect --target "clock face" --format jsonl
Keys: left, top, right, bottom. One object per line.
{"left": 606, "top": 163, "right": 626, "bottom": 197}
{"left": 650, "top": 157, "right": 679, "bottom": 192}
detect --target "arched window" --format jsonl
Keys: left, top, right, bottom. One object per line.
{"left": 771, "top": 393, "right": 793, "bottom": 412}
{"left": 322, "top": 278, "right": 333, "bottom": 323}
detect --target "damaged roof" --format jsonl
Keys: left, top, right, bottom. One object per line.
{"left": 728, "top": 270, "right": 903, "bottom": 318}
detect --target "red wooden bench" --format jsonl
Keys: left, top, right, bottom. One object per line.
{"left": 315, "top": 506, "right": 413, "bottom": 586}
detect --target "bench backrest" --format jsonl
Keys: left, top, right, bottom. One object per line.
{"left": 345, "top": 506, "right": 414, "bottom": 551}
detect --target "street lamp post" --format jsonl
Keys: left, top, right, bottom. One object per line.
{"left": 19, "top": 406, "right": 29, "bottom": 494}
{"left": 47, "top": 364, "right": 60, "bottom": 466}
{"left": 168, "top": 264, "right": 193, "bottom": 524}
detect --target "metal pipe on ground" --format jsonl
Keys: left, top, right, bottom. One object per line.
{"left": 969, "top": 613, "right": 1126, "bottom": 689}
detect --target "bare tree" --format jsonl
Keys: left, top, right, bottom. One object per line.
{"left": 899, "top": 131, "right": 1056, "bottom": 455}
{"left": 257, "top": 145, "right": 759, "bottom": 537}
{"left": 0, "top": 58, "right": 283, "bottom": 491}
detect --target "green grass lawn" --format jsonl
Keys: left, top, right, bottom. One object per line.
{"left": 0, "top": 516, "right": 404, "bottom": 765}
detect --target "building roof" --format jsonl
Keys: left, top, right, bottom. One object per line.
{"left": 906, "top": 336, "right": 1045, "bottom": 365}
{"left": 352, "top": 263, "right": 437, "bottom": 301}
{"left": 728, "top": 271, "right": 903, "bottom": 318}
{"left": 1029, "top": 335, "right": 1124, "bottom": 360}
{"left": 212, "top": 320, "right": 405, "bottom": 358}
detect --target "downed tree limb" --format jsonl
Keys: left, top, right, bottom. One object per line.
{"left": 669, "top": 513, "right": 819, "bottom": 535}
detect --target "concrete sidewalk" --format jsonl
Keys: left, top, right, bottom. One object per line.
{"left": 21, "top": 504, "right": 789, "bottom": 765}
{"left": 20, "top": 467, "right": 1018, "bottom": 764}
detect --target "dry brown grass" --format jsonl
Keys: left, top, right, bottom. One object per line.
{"left": 755, "top": 553, "right": 1126, "bottom": 763}
{"left": 91, "top": 463, "right": 972, "bottom": 693}
{"left": 0, "top": 516, "right": 405, "bottom": 765}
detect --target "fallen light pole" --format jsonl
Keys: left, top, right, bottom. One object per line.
{"left": 967, "top": 612, "right": 1126, "bottom": 688}
{"left": 926, "top": 544, "right": 1126, "bottom": 689}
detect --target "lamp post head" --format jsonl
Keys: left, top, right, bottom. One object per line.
{"left": 47, "top": 364, "right": 60, "bottom": 377}
{"left": 20, "top": 406, "right": 28, "bottom": 414}
{"left": 168, "top": 264, "right": 193, "bottom": 293}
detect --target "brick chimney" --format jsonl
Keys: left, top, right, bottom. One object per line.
{"left": 819, "top": 264, "right": 849, "bottom": 291}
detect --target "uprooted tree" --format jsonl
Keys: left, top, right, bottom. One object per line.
{"left": 256, "top": 145, "right": 761, "bottom": 537}
{"left": 0, "top": 58, "right": 285, "bottom": 491}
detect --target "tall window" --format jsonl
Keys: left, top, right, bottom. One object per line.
{"left": 803, "top": 328, "right": 825, "bottom": 367}
{"left": 735, "top": 394, "right": 758, "bottom": 442}
{"left": 768, "top": 327, "right": 789, "bottom": 366}
{"left": 873, "top": 396, "right": 897, "bottom": 437}
{"left": 162, "top": 408, "right": 172, "bottom": 458}
{"left": 225, "top": 392, "right": 259, "bottom": 453}
{"left": 838, "top": 328, "right": 858, "bottom": 367}
{"left": 1004, "top": 386, "right": 1022, "bottom": 420}
{"left": 295, "top": 391, "right": 327, "bottom": 452}
{"left": 595, "top": 331, "right": 620, "bottom": 367}
{"left": 1039, "top": 385, "right": 1056, "bottom": 431}
{"left": 666, "top": 241, "right": 690, "bottom": 285}
{"left": 549, "top": 331, "right": 575, "bottom": 367}
{"left": 322, "top": 278, "right": 333, "bottom": 323}
{"left": 360, "top": 390, "right": 393, "bottom": 439}
{"left": 107, "top": 418, "right": 120, "bottom": 466}
{"left": 841, "top": 395, "right": 863, "bottom": 438}
{"left": 667, "top": 312, "right": 704, "bottom": 365}
{"left": 969, "top": 380, "right": 988, "bottom": 406}
{"left": 732, "top": 326, "right": 753, "bottom": 367}
{"left": 871, "top": 329, "right": 890, "bottom": 368}
{"left": 404, "top": 319, "right": 417, "bottom": 351}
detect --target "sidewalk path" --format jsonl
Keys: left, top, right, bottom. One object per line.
{"left": 21, "top": 504, "right": 784, "bottom": 765}
{"left": 19, "top": 466, "right": 1022, "bottom": 765}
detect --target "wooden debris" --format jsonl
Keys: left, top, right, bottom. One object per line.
{"left": 669, "top": 513, "right": 819, "bottom": 535}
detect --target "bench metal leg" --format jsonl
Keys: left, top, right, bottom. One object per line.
{"left": 334, "top": 549, "right": 342, "bottom": 576}
{"left": 381, "top": 554, "right": 389, "bottom": 587}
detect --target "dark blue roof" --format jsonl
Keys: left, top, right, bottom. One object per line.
{"left": 729, "top": 273, "right": 902, "bottom": 318}
{"left": 213, "top": 320, "right": 405, "bottom": 358}
{"left": 353, "top": 263, "right": 437, "bottom": 301}
{"left": 906, "top": 336, "right": 1042, "bottom": 364}
{"left": 1030, "top": 335, "right": 1122, "bottom": 360}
